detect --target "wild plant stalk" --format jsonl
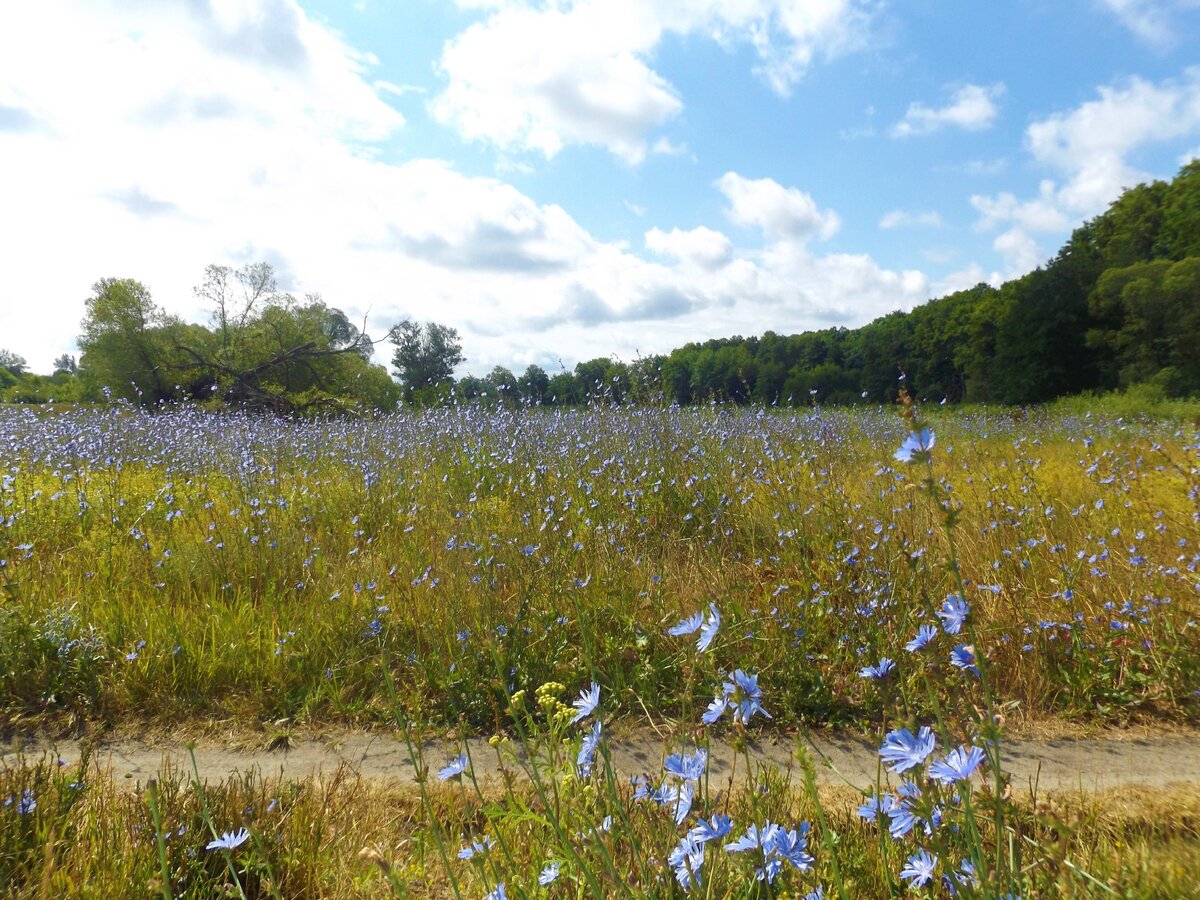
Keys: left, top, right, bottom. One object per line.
{"left": 144, "top": 779, "right": 173, "bottom": 900}
{"left": 377, "top": 653, "right": 465, "bottom": 900}
{"left": 187, "top": 746, "right": 248, "bottom": 900}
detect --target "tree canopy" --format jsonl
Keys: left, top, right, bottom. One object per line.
{"left": 4, "top": 161, "right": 1200, "bottom": 410}
{"left": 73, "top": 265, "right": 398, "bottom": 413}
{"left": 389, "top": 320, "right": 464, "bottom": 403}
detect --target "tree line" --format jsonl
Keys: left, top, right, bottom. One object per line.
{"left": 3, "top": 160, "right": 1198, "bottom": 410}
{"left": 649, "top": 159, "right": 1200, "bottom": 406}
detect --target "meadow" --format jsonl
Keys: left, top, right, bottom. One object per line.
{"left": 1, "top": 396, "right": 1199, "bottom": 897}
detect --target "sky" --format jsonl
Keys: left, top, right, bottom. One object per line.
{"left": 2, "top": 1, "right": 1200, "bottom": 377}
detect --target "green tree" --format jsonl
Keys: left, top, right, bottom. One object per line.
{"left": 389, "top": 320, "right": 464, "bottom": 402}
{"left": 1091, "top": 180, "right": 1168, "bottom": 269}
{"left": 79, "top": 267, "right": 396, "bottom": 413}
{"left": 77, "top": 277, "right": 198, "bottom": 402}
{"left": 1088, "top": 256, "right": 1200, "bottom": 395}
{"left": 517, "top": 364, "right": 550, "bottom": 405}
{"left": 1156, "top": 160, "right": 1200, "bottom": 259}
{"left": 625, "top": 353, "right": 666, "bottom": 404}
{"left": 195, "top": 262, "right": 279, "bottom": 349}
{"left": 454, "top": 373, "right": 488, "bottom": 402}
{"left": 486, "top": 365, "right": 519, "bottom": 407}
{"left": 574, "top": 358, "right": 614, "bottom": 402}
{"left": 547, "top": 370, "right": 582, "bottom": 405}
{"left": 177, "top": 288, "right": 395, "bottom": 413}
{"left": 0, "top": 349, "right": 27, "bottom": 375}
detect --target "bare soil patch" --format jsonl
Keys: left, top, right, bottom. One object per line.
{"left": 5, "top": 724, "right": 1199, "bottom": 793}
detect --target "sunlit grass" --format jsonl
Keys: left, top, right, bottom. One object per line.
{"left": 1, "top": 402, "right": 1197, "bottom": 731}
{"left": 3, "top": 399, "right": 1200, "bottom": 896}
{"left": 2, "top": 748, "right": 1198, "bottom": 898}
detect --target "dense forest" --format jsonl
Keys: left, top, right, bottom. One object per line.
{"left": 3, "top": 160, "right": 1198, "bottom": 410}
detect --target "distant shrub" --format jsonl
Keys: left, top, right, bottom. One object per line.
{"left": 0, "top": 607, "right": 107, "bottom": 714}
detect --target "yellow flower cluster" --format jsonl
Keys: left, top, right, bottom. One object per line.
{"left": 533, "top": 681, "right": 576, "bottom": 727}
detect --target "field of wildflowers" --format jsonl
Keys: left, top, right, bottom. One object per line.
{"left": 1, "top": 395, "right": 1198, "bottom": 896}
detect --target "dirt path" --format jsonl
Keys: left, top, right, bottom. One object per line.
{"left": 5, "top": 726, "right": 1199, "bottom": 793}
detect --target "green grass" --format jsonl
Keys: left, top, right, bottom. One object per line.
{"left": 2, "top": 400, "right": 1199, "bottom": 896}
{"left": 1, "top": 403, "right": 1196, "bottom": 732}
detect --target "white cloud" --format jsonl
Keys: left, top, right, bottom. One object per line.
{"left": 1096, "top": 0, "right": 1200, "bottom": 46}
{"left": 0, "top": 1, "right": 928, "bottom": 377}
{"left": 717, "top": 172, "right": 841, "bottom": 242}
{"left": 433, "top": 0, "right": 872, "bottom": 162}
{"left": 879, "top": 210, "right": 943, "bottom": 229}
{"left": 1024, "top": 70, "right": 1200, "bottom": 211}
{"left": 652, "top": 136, "right": 690, "bottom": 157}
{"left": 932, "top": 263, "right": 994, "bottom": 296}
{"left": 959, "top": 158, "right": 1008, "bottom": 176}
{"left": 969, "top": 181, "right": 1070, "bottom": 233}
{"left": 527, "top": 166, "right": 926, "bottom": 339}
{"left": 645, "top": 226, "right": 733, "bottom": 269}
{"left": 432, "top": 2, "right": 680, "bottom": 164}
{"left": 993, "top": 227, "right": 1045, "bottom": 275}
{"left": 891, "top": 83, "right": 1004, "bottom": 137}
{"left": 970, "top": 70, "right": 1200, "bottom": 276}
{"left": 374, "top": 80, "right": 427, "bottom": 97}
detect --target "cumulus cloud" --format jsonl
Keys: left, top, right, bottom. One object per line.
{"left": 651, "top": 136, "right": 690, "bottom": 157}
{"left": 106, "top": 186, "right": 186, "bottom": 219}
{"left": 1096, "top": 0, "right": 1199, "bottom": 46}
{"left": 516, "top": 166, "right": 929, "bottom": 357}
{"left": 879, "top": 209, "right": 943, "bottom": 229}
{"left": 717, "top": 172, "right": 840, "bottom": 242}
{"left": 931, "top": 263, "right": 994, "bottom": 296}
{"left": 0, "top": 1, "right": 928, "bottom": 376}
{"left": 645, "top": 226, "right": 734, "bottom": 269}
{"left": 1024, "top": 70, "right": 1200, "bottom": 211}
{"left": 969, "top": 180, "right": 1070, "bottom": 233}
{"left": 358, "top": 161, "right": 597, "bottom": 273}
{"left": 970, "top": 69, "right": 1200, "bottom": 277}
{"left": 993, "top": 227, "right": 1045, "bottom": 275}
{"left": 432, "top": 2, "right": 680, "bottom": 164}
{"left": 891, "top": 83, "right": 1004, "bottom": 137}
{"left": 543, "top": 282, "right": 700, "bottom": 327}
{"left": 432, "top": 0, "right": 873, "bottom": 162}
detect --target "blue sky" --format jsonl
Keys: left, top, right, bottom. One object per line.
{"left": 2, "top": 0, "right": 1199, "bottom": 376}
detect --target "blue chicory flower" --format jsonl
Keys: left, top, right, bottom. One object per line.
{"left": 937, "top": 595, "right": 969, "bottom": 634}
{"left": 571, "top": 682, "right": 600, "bottom": 724}
{"left": 905, "top": 624, "right": 938, "bottom": 652}
{"left": 437, "top": 754, "right": 468, "bottom": 781}
{"left": 664, "top": 749, "right": 707, "bottom": 782}
{"left": 879, "top": 726, "right": 936, "bottom": 773}
{"left": 894, "top": 428, "right": 936, "bottom": 463}
{"left": 859, "top": 657, "right": 896, "bottom": 680}
{"left": 950, "top": 644, "right": 979, "bottom": 676}
{"left": 689, "top": 813, "right": 734, "bottom": 844}
{"left": 929, "top": 745, "right": 986, "bottom": 784}
{"left": 458, "top": 836, "right": 494, "bottom": 860}
{"left": 900, "top": 849, "right": 938, "bottom": 888}
{"left": 697, "top": 603, "right": 721, "bottom": 652}
{"left": 205, "top": 828, "right": 250, "bottom": 852}
{"left": 669, "top": 610, "right": 704, "bottom": 637}
{"left": 577, "top": 720, "right": 602, "bottom": 777}
{"left": 669, "top": 833, "right": 706, "bottom": 890}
